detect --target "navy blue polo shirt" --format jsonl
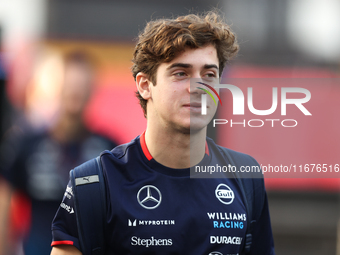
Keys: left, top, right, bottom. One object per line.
{"left": 52, "top": 133, "right": 274, "bottom": 254}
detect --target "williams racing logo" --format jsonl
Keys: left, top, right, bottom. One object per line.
{"left": 207, "top": 212, "right": 246, "bottom": 229}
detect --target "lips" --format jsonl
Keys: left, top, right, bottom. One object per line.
{"left": 183, "top": 102, "right": 202, "bottom": 108}
{"left": 184, "top": 102, "right": 201, "bottom": 108}
{"left": 183, "top": 102, "right": 206, "bottom": 113}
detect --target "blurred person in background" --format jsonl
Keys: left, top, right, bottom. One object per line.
{"left": 0, "top": 50, "right": 117, "bottom": 255}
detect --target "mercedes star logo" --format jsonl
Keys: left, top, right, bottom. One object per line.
{"left": 137, "top": 185, "right": 162, "bottom": 210}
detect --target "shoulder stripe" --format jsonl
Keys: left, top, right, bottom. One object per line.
{"left": 75, "top": 175, "right": 99, "bottom": 186}
{"left": 51, "top": 240, "right": 74, "bottom": 246}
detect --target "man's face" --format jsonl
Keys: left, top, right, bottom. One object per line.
{"left": 61, "top": 63, "right": 93, "bottom": 116}
{"left": 147, "top": 44, "right": 219, "bottom": 133}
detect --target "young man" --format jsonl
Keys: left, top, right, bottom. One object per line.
{"left": 51, "top": 11, "right": 275, "bottom": 255}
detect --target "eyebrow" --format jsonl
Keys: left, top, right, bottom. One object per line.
{"left": 204, "top": 64, "right": 219, "bottom": 70}
{"left": 166, "top": 63, "right": 192, "bottom": 70}
{"left": 166, "top": 63, "right": 219, "bottom": 71}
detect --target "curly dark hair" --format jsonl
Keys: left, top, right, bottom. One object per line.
{"left": 132, "top": 11, "right": 239, "bottom": 117}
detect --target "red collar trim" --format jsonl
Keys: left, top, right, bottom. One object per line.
{"left": 205, "top": 141, "right": 210, "bottom": 156}
{"left": 140, "top": 131, "right": 210, "bottom": 161}
{"left": 140, "top": 131, "right": 153, "bottom": 160}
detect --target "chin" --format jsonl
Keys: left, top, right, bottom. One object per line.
{"left": 190, "top": 114, "right": 212, "bottom": 127}
{"left": 189, "top": 120, "right": 209, "bottom": 134}
{"left": 171, "top": 122, "right": 205, "bottom": 135}
{"left": 175, "top": 122, "right": 191, "bottom": 134}
{"left": 171, "top": 116, "right": 209, "bottom": 135}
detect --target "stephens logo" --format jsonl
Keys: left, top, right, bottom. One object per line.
{"left": 131, "top": 236, "right": 172, "bottom": 247}
{"left": 215, "top": 184, "right": 234, "bottom": 205}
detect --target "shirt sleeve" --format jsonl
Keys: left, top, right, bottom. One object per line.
{"left": 250, "top": 191, "right": 276, "bottom": 255}
{"left": 0, "top": 131, "right": 29, "bottom": 191}
{"left": 51, "top": 180, "right": 81, "bottom": 251}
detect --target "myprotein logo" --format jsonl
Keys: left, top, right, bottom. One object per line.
{"left": 128, "top": 219, "right": 137, "bottom": 226}
{"left": 128, "top": 219, "right": 175, "bottom": 227}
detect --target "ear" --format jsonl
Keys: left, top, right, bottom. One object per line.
{"left": 136, "top": 72, "right": 153, "bottom": 100}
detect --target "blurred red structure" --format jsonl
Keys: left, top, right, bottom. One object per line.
{"left": 85, "top": 63, "right": 340, "bottom": 192}
{"left": 219, "top": 65, "right": 340, "bottom": 191}
{"left": 9, "top": 41, "right": 339, "bottom": 192}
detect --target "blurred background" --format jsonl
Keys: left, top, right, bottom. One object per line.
{"left": 0, "top": 0, "right": 339, "bottom": 254}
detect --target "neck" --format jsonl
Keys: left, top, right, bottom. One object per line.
{"left": 144, "top": 126, "right": 206, "bottom": 169}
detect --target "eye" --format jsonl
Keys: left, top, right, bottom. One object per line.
{"left": 205, "top": 72, "right": 217, "bottom": 78}
{"left": 203, "top": 72, "right": 218, "bottom": 83}
{"left": 174, "top": 72, "right": 187, "bottom": 77}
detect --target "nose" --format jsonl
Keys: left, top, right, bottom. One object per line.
{"left": 188, "top": 79, "right": 207, "bottom": 95}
